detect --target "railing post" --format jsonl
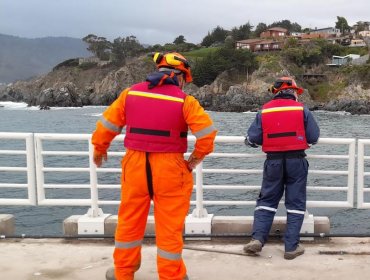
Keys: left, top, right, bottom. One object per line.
{"left": 347, "top": 139, "right": 356, "bottom": 207}
{"left": 77, "top": 138, "right": 111, "bottom": 235}
{"left": 185, "top": 161, "right": 213, "bottom": 238}
{"left": 87, "top": 141, "right": 102, "bottom": 218}
{"left": 192, "top": 162, "right": 208, "bottom": 218}
{"left": 357, "top": 140, "right": 365, "bottom": 209}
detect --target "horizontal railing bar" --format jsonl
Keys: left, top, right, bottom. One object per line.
{"left": 201, "top": 185, "right": 348, "bottom": 191}
{"left": 96, "top": 168, "right": 122, "bottom": 173}
{"left": 201, "top": 169, "right": 348, "bottom": 175}
{"left": 42, "top": 151, "right": 89, "bottom": 156}
{"left": 0, "top": 199, "right": 34, "bottom": 206}
{"left": 42, "top": 167, "right": 90, "bottom": 172}
{"left": 208, "top": 153, "right": 351, "bottom": 159}
{"left": 38, "top": 199, "right": 93, "bottom": 206}
{"left": 203, "top": 169, "right": 262, "bottom": 174}
{"left": 0, "top": 150, "right": 27, "bottom": 155}
{"left": 307, "top": 155, "right": 349, "bottom": 159}
{"left": 97, "top": 184, "right": 121, "bottom": 189}
{"left": 0, "top": 167, "right": 27, "bottom": 172}
{"left": 43, "top": 184, "right": 91, "bottom": 188}
{"left": 197, "top": 201, "right": 351, "bottom": 207}
{"left": 209, "top": 153, "right": 265, "bottom": 158}
{"left": 203, "top": 185, "right": 261, "bottom": 190}
{"left": 0, "top": 132, "right": 33, "bottom": 139}
{"left": 35, "top": 133, "right": 91, "bottom": 140}
{"left": 0, "top": 183, "right": 28, "bottom": 188}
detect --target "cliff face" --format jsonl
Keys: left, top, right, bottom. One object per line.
{"left": 0, "top": 57, "right": 156, "bottom": 107}
{"left": 0, "top": 56, "right": 369, "bottom": 114}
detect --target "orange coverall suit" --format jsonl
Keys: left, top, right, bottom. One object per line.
{"left": 92, "top": 88, "right": 217, "bottom": 280}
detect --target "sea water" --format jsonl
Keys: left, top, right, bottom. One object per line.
{"left": 1, "top": 101, "right": 370, "bottom": 235}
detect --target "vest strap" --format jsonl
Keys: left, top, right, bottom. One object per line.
{"left": 130, "top": 127, "right": 187, "bottom": 138}
{"left": 267, "top": 131, "right": 296, "bottom": 138}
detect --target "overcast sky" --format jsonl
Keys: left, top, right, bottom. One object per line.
{"left": 1, "top": 0, "right": 369, "bottom": 45}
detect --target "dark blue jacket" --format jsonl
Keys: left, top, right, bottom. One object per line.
{"left": 246, "top": 94, "right": 320, "bottom": 149}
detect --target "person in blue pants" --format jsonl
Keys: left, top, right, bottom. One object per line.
{"left": 244, "top": 77, "right": 320, "bottom": 260}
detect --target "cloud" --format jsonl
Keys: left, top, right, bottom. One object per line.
{"left": 1, "top": 0, "right": 369, "bottom": 45}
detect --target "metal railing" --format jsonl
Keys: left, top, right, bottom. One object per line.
{"left": 0, "top": 132, "right": 36, "bottom": 205}
{"left": 357, "top": 139, "right": 370, "bottom": 209}
{"left": 0, "top": 133, "right": 365, "bottom": 215}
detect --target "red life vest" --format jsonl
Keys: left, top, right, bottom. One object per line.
{"left": 124, "top": 82, "right": 188, "bottom": 152}
{"left": 261, "top": 98, "right": 309, "bottom": 152}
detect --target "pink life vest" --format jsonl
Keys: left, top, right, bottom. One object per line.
{"left": 124, "top": 82, "right": 188, "bottom": 152}
{"left": 261, "top": 98, "right": 309, "bottom": 152}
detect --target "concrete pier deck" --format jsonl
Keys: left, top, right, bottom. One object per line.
{"left": 1, "top": 237, "right": 370, "bottom": 280}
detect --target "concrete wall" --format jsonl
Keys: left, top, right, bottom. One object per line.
{"left": 63, "top": 215, "right": 330, "bottom": 238}
{"left": 0, "top": 214, "right": 15, "bottom": 235}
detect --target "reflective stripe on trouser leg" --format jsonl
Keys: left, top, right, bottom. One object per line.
{"left": 253, "top": 159, "right": 284, "bottom": 244}
{"left": 151, "top": 152, "right": 193, "bottom": 280}
{"left": 284, "top": 157, "right": 308, "bottom": 252}
{"left": 114, "top": 150, "right": 151, "bottom": 280}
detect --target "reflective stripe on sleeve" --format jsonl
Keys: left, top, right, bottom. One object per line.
{"left": 193, "top": 125, "right": 216, "bottom": 139}
{"left": 255, "top": 206, "right": 277, "bottom": 212}
{"left": 286, "top": 209, "right": 306, "bottom": 215}
{"left": 157, "top": 247, "right": 182, "bottom": 260}
{"left": 115, "top": 239, "right": 142, "bottom": 249}
{"left": 100, "top": 116, "right": 123, "bottom": 134}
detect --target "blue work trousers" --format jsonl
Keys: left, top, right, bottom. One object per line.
{"left": 252, "top": 157, "right": 309, "bottom": 252}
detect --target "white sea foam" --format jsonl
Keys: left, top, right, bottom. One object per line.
{"left": 0, "top": 101, "right": 38, "bottom": 110}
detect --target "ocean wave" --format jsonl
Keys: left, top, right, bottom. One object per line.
{"left": 0, "top": 101, "right": 38, "bottom": 110}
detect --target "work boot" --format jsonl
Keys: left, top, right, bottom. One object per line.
{"left": 284, "top": 244, "right": 305, "bottom": 260}
{"left": 105, "top": 267, "right": 116, "bottom": 280}
{"left": 243, "top": 239, "right": 263, "bottom": 255}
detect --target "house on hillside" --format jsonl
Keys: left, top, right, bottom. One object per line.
{"left": 353, "top": 21, "right": 370, "bottom": 31}
{"left": 235, "top": 39, "right": 264, "bottom": 51}
{"left": 254, "top": 40, "right": 284, "bottom": 51}
{"left": 327, "top": 54, "right": 361, "bottom": 66}
{"left": 235, "top": 39, "right": 284, "bottom": 52}
{"left": 349, "top": 39, "right": 366, "bottom": 47}
{"left": 359, "top": 31, "right": 370, "bottom": 38}
{"left": 309, "top": 27, "right": 341, "bottom": 37}
{"left": 260, "top": 27, "right": 288, "bottom": 38}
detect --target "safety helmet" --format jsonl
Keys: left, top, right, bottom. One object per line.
{"left": 152, "top": 52, "right": 193, "bottom": 83}
{"left": 268, "top": 77, "right": 304, "bottom": 95}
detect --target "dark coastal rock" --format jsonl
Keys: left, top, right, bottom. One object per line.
{"left": 323, "top": 99, "right": 370, "bottom": 115}
{"left": 0, "top": 56, "right": 369, "bottom": 114}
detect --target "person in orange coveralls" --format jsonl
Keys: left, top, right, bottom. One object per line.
{"left": 92, "top": 52, "right": 217, "bottom": 280}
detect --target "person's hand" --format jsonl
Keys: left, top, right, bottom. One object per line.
{"left": 93, "top": 150, "right": 107, "bottom": 167}
{"left": 187, "top": 152, "right": 204, "bottom": 170}
{"left": 245, "top": 137, "right": 259, "bottom": 148}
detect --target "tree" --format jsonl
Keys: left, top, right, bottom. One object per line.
{"left": 192, "top": 47, "right": 258, "bottom": 87}
{"left": 173, "top": 35, "right": 186, "bottom": 45}
{"left": 111, "top": 37, "right": 126, "bottom": 65}
{"left": 201, "top": 32, "right": 214, "bottom": 47}
{"left": 200, "top": 26, "right": 229, "bottom": 47}
{"left": 335, "top": 16, "right": 350, "bottom": 34}
{"left": 82, "top": 34, "right": 111, "bottom": 60}
{"left": 122, "top": 35, "right": 144, "bottom": 57}
{"left": 269, "top": 19, "right": 301, "bottom": 33}
{"left": 231, "top": 22, "right": 253, "bottom": 41}
{"left": 254, "top": 22, "right": 267, "bottom": 38}
{"left": 110, "top": 35, "right": 144, "bottom": 66}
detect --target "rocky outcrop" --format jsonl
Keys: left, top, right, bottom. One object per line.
{"left": 0, "top": 57, "right": 154, "bottom": 107}
{"left": 187, "top": 69, "right": 316, "bottom": 112}
{"left": 0, "top": 55, "right": 368, "bottom": 114}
